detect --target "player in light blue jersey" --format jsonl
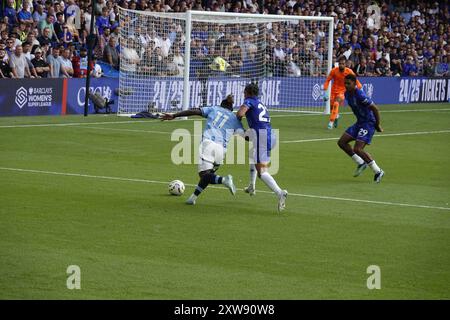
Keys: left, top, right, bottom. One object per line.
{"left": 338, "top": 74, "right": 385, "bottom": 183}
{"left": 162, "top": 95, "right": 244, "bottom": 204}
{"left": 236, "top": 83, "right": 288, "bottom": 212}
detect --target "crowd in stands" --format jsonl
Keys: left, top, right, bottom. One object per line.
{"left": 0, "top": 0, "right": 449, "bottom": 79}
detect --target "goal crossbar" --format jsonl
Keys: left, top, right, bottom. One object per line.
{"left": 118, "top": 8, "right": 334, "bottom": 115}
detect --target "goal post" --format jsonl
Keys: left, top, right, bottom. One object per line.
{"left": 117, "top": 8, "right": 333, "bottom": 115}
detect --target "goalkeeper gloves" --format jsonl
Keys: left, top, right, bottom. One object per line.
{"left": 322, "top": 91, "right": 329, "bottom": 101}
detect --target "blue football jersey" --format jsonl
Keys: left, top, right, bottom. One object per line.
{"left": 345, "top": 88, "right": 376, "bottom": 124}
{"left": 201, "top": 106, "right": 244, "bottom": 149}
{"left": 243, "top": 96, "right": 272, "bottom": 130}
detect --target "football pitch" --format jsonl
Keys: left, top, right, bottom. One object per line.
{"left": 0, "top": 103, "right": 449, "bottom": 299}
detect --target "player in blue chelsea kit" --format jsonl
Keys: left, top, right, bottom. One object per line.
{"left": 338, "top": 74, "right": 385, "bottom": 183}
{"left": 162, "top": 95, "right": 244, "bottom": 204}
{"left": 237, "top": 83, "right": 288, "bottom": 212}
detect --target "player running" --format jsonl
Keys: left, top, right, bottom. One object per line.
{"left": 236, "top": 83, "right": 288, "bottom": 212}
{"left": 323, "top": 56, "right": 362, "bottom": 130}
{"left": 162, "top": 95, "right": 243, "bottom": 205}
{"left": 337, "top": 74, "right": 385, "bottom": 183}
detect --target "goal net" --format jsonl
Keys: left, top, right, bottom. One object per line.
{"left": 117, "top": 9, "right": 333, "bottom": 115}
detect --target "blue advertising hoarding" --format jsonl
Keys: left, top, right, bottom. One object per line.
{"left": 0, "top": 78, "right": 63, "bottom": 116}
{"left": 119, "top": 76, "right": 450, "bottom": 112}
{"left": 65, "top": 77, "right": 119, "bottom": 114}
{"left": 0, "top": 76, "right": 448, "bottom": 117}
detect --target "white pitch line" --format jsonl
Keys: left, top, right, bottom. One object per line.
{"left": 80, "top": 126, "right": 174, "bottom": 135}
{"left": 78, "top": 125, "right": 204, "bottom": 137}
{"left": 74, "top": 126, "right": 450, "bottom": 142}
{"left": 282, "top": 130, "right": 450, "bottom": 144}
{"left": 271, "top": 108, "right": 450, "bottom": 117}
{"left": 0, "top": 108, "right": 449, "bottom": 128}
{"left": 0, "top": 120, "right": 149, "bottom": 128}
{"left": 0, "top": 166, "right": 449, "bottom": 212}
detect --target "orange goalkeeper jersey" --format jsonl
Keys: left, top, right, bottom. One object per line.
{"left": 324, "top": 67, "right": 362, "bottom": 94}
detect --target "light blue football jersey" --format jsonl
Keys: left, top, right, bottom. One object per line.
{"left": 201, "top": 106, "right": 244, "bottom": 149}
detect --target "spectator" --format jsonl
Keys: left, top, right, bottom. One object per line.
{"left": 32, "top": 4, "right": 47, "bottom": 24}
{"left": 309, "top": 58, "right": 323, "bottom": 77}
{"left": 54, "top": 12, "right": 65, "bottom": 38}
{"left": 4, "top": 37, "right": 15, "bottom": 56}
{"left": 0, "top": 47, "right": 14, "bottom": 78}
{"left": 139, "top": 45, "right": 159, "bottom": 75}
{"left": 121, "top": 38, "right": 140, "bottom": 73}
{"left": 17, "top": 2, "right": 33, "bottom": 25}
{"left": 58, "top": 48, "right": 74, "bottom": 77}
{"left": 162, "top": 53, "right": 178, "bottom": 76}
{"left": 22, "top": 41, "right": 33, "bottom": 61}
{"left": 286, "top": 55, "right": 302, "bottom": 77}
{"left": 0, "top": 26, "right": 8, "bottom": 42}
{"left": 37, "top": 27, "right": 57, "bottom": 47}
{"left": 349, "top": 46, "right": 362, "bottom": 67}
{"left": 423, "top": 58, "right": 436, "bottom": 77}
{"left": 390, "top": 48, "right": 403, "bottom": 76}
{"left": 95, "top": 0, "right": 107, "bottom": 16}
{"left": 92, "top": 56, "right": 103, "bottom": 78}
{"left": 227, "top": 45, "right": 243, "bottom": 76}
{"left": 96, "top": 7, "right": 111, "bottom": 35}
{"left": 435, "top": 56, "right": 449, "bottom": 77}
{"left": 375, "top": 57, "right": 392, "bottom": 76}
{"left": 47, "top": 47, "right": 62, "bottom": 78}
{"left": 38, "top": 15, "right": 56, "bottom": 40}
{"left": 9, "top": 32, "right": 22, "bottom": 47}
{"left": 103, "top": 36, "right": 119, "bottom": 69}
{"left": 3, "top": 0, "right": 18, "bottom": 27}
{"left": 72, "top": 47, "right": 90, "bottom": 78}
{"left": 17, "top": 22, "right": 28, "bottom": 42}
{"left": 355, "top": 57, "right": 368, "bottom": 76}
{"left": 273, "top": 40, "right": 286, "bottom": 76}
{"left": 31, "top": 48, "right": 50, "bottom": 78}
{"left": 366, "top": 60, "right": 376, "bottom": 76}
{"left": 59, "top": 25, "right": 73, "bottom": 46}
{"left": 9, "top": 44, "right": 33, "bottom": 78}
{"left": 65, "top": 0, "right": 80, "bottom": 20}
{"left": 172, "top": 45, "right": 184, "bottom": 77}
{"left": 96, "top": 27, "right": 111, "bottom": 57}
{"left": 158, "top": 32, "right": 172, "bottom": 58}
{"left": 402, "top": 55, "right": 418, "bottom": 76}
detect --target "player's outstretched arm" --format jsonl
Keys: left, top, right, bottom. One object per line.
{"left": 323, "top": 69, "right": 334, "bottom": 91}
{"left": 161, "top": 109, "right": 202, "bottom": 121}
{"left": 356, "top": 79, "right": 363, "bottom": 89}
{"left": 369, "top": 103, "right": 383, "bottom": 132}
{"left": 236, "top": 105, "right": 249, "bottom": 121}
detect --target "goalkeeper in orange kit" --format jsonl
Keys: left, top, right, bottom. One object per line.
{"left": 323, "top": 56, "right": 362, "bottom": 129}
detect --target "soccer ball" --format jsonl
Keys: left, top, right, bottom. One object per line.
{"left": 168, "top": 180, "right": 185, "bottom": 196}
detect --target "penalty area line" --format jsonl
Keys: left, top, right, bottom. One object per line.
{"left": 0, "top": 166, "right": 449, "bottom": 212}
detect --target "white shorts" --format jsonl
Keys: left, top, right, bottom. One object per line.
{"left": 198, "top": 139, "right": 224, "bottom": 172}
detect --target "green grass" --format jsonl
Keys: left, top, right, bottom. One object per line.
{"left": 0, "top": 103, "right": 449, "bottom": 299}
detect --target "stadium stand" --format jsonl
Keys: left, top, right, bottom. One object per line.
{"left": 0, "top": 0, "right": 448, "bottom": 79}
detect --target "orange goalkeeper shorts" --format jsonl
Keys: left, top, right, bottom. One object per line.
{"left": 330, "top": 92, "right": 345, "bottom": 106}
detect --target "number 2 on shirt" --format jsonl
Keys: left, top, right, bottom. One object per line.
{"left": 258, "top": 103, "right": 270, "bottom": 122}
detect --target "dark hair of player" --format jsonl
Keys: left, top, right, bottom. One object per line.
{"left": 244, "top": 83, "right": 259, "bottom": 97}
{"left": 345, "top": 73, "right": 357, "bottom": 83}
{"left": 338, "top": 55, "right": 347, "bottom": 62}
{"left": 220, "top": 98, "right": 233, "bottom": 111}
